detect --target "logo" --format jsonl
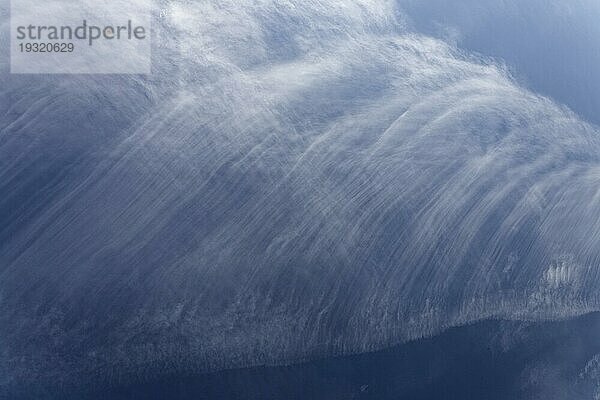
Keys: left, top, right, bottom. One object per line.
{"left": 11, "top": 0, "right": 151, "bottom": 74}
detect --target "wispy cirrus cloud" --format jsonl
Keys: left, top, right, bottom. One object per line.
{"left": 1, "top": 0, "right": 600, "bottom": 391}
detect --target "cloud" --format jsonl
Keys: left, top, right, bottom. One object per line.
{"left": 1, "top": 0, "right": 600, "bottom": 389}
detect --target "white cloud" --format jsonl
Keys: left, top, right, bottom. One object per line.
{"left": 1, "top": 0, "right": 600, "bottom": 387}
